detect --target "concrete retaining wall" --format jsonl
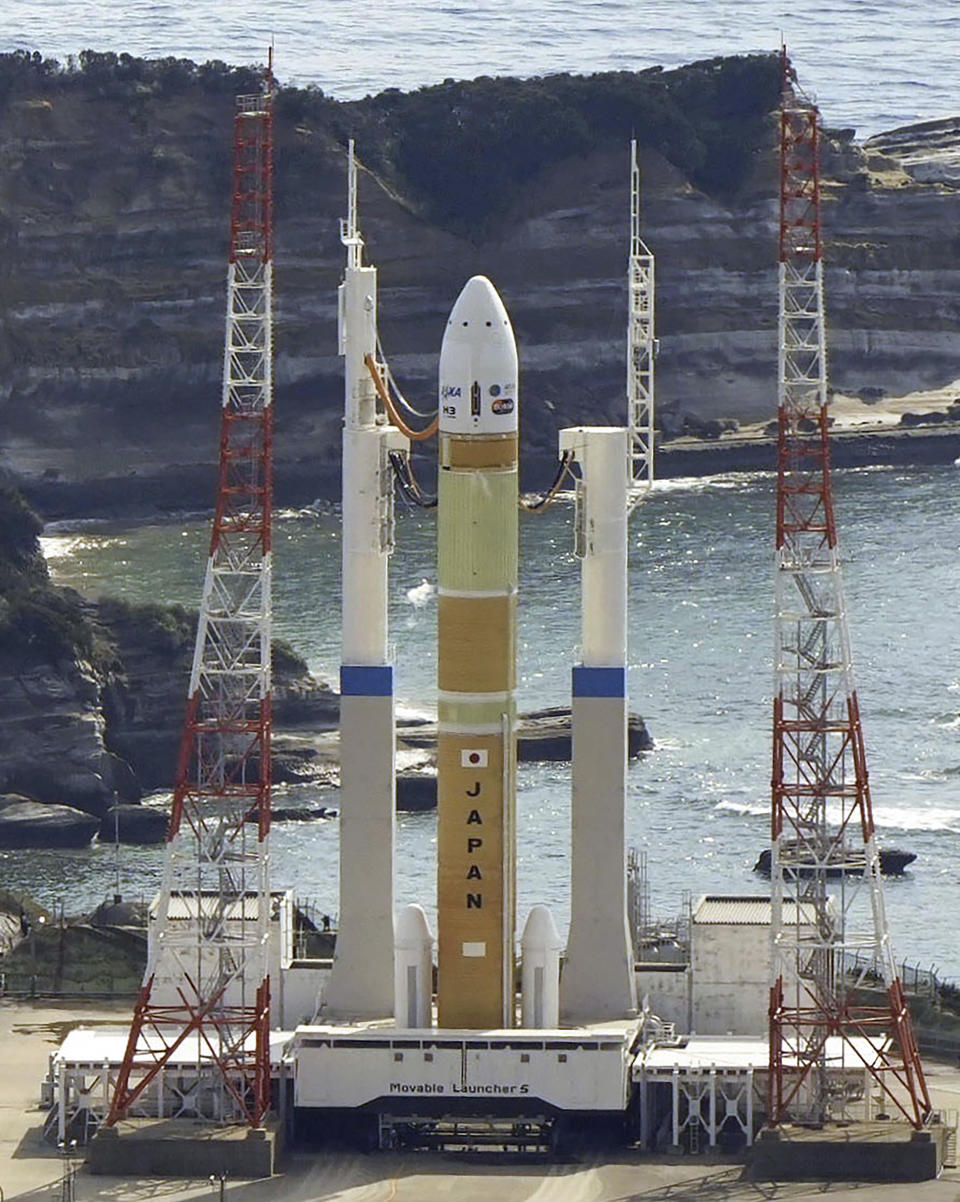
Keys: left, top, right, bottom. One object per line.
{"left": 89, "top": 1121, "right": 277, "bottom": 1178}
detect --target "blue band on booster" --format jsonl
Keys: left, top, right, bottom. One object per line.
{"left": 572, "top": 665, "right": 626, "bottom": 698}
{"left": 340, "top": 665, "right": 394, "bottom": 696}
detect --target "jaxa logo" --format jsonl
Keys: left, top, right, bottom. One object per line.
{"left": 441, "top": 385, "right": 462, "bottom": 399}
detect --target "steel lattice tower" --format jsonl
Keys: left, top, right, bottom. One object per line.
{"left": 767, "top": 52, "right": 929, "bottom": 1129}
{"left": 627, "top": 138, "right": 655, "bottom": 509}
{"left": 108, "top": 67, "right": 275, "bottom": 1129}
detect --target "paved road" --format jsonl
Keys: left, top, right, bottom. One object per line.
{"left": 3, "top": 1001, "right": 960, "bottom": 1202}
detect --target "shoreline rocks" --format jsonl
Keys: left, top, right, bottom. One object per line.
{"left": 0, "top": 794, "right": 99, "bottom": 848}
{"left": 655, "top": 422, "right": 960, "bottom": 479}
{"left": 98, "top": 804, "right": 168, "bottom": 845}
{"left": 397, "top": 707, "right": 653, "bottom": 763}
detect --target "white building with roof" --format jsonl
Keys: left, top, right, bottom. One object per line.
{"left": 690, "top": 895, "right": 818, "bottom": 1037}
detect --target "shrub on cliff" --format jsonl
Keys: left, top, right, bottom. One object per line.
{"left": 0, "top": 47, "right": 261, "bottom": 105}
{"left": 326, "top": 53, "right": 781, "bottom": 233}
{"left": 0, "top": 486, "right": 103, "bottom": 663}
{"left": 95, "top": 595, "right": 310, "bottom": 680}
{"left": 0, "top": 487, "right": 46, "bottom": 583}
{"left": 0, "top": 47, "right": 779, "bottom": 237}
{"left": 0, "top": 585, "right": 98, "bottom": 663}
{"left": 96, "top": 596, "right": 195, "bottom": 655}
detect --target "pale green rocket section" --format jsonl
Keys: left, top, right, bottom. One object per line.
{"left": 438, "top": 468, "right": 518, "bottom": 593}
{"left": 437, "top": 696, "right": 515, "bottom": 728}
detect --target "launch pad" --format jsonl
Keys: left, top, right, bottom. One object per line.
{"left": 78, "top": 92, "right": 943, "bottom": 1182}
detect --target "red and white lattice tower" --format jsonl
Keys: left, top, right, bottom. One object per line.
{"left": 627, "top": 138, "right": 655, "bottom": 509}
{"left": 767, "top": 50, "right": 929, "bottom": 1129}
{"left": 108, "top": 65, "right": 275, "bottom": 1129}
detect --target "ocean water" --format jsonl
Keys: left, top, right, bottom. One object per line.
{"left": 1, "top": 0, "right": 958, "bottom": 138}
{"left": 22, "top": 462, "right": 960, "bottom": 982}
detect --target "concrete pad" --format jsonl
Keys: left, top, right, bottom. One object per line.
{"left": 2, "top": 1000, "right": 960, "bottom": 1201}
{"left": 750, "top": 1121, "right": 945, "bottom": 1181}
{"left": 0, "top": 997, "right": 134, "bottom": 1199}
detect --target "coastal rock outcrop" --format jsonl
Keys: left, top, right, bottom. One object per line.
{"left": 0, "top": 655, "right": 129, "bottom": 813}
{"left": 96, "top": 596, "right": 338, "bottom": 792}
{"left": 98, "top": 803, "right": 168, "bottom": 845}
{"left": 398, "top": 708, "right": 653, "bottom": 765}
{"left": 515, "top": 706, "right": 653, "bottom": 761}
{"left": 0, "top": 486, "right": 340, "bottom": 843}
{"left": 0, "top": 794, "right": 99, "bottom": 847}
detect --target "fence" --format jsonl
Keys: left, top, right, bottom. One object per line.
{"left": 0, "top": 976, "right": 138, "bottom": 1004}
{"left": 843, "top": 951, "right": 945, "bottom": 1004}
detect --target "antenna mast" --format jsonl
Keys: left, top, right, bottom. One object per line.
{"left": 627, "top": 139, "right": 655, "bottom": 508}
{"left": 341, "top": 139, "right": 363, "bottom": 271}
{"left": 109, "top": 61, "right": 275, "bottom": 1129}
{"left": 768, "top": 49, "right": 929, "bottom": 1129}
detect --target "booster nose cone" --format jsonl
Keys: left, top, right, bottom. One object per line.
{"left": 395, "top": 903, "right": 435, "bottom": 951}
{"left": 521, "top": 904, "right": 563, "bottom": 953}
{"left": 439, "top": 275, "right": 518, "bottom": 436}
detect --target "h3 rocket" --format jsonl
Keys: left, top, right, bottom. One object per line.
{"left": 436, "top": 276, "right": 519, "bottom": 1029}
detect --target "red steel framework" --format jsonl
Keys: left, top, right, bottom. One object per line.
{"left": 108, "top": 60, "right": 275, "bottom": 1129}
{"left": 767, "top": 49, "right": 929, "bottom": 1129}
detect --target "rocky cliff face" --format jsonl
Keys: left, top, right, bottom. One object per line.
{"left": 0, "top": 652, "right": 126, "bottom": 813}
{"left": 95, "top": 597, "right": 338, "bottom": 793}
{"left": 0, "top": 486, "right": 336, "bottom": 827}
{"left": 1, "top": 54, "right": 957, "bottom": 518}
{"left": 0, "top": 596, "right": 337, "bottom": 818}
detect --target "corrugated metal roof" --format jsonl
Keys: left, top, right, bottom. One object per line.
{"left": 692, "top": 895, "right": 817, "bottom": 925}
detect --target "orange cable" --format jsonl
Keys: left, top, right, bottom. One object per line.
{"left": 365, "top": 353, "right": 438, "bottom": 441}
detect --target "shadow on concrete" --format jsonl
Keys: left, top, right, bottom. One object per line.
{"left": 606, "top": 1163, "right": 887, "bottom": 1200}
{"left": 11, "top": 1120, "right": 61, "bottom": 1160}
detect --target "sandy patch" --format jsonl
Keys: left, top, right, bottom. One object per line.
{"left": 735, "top": 376, "right": 960, "bottom": 438}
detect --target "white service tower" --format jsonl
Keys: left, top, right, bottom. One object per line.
{"left": 323, "top": 142, "right": 407, "bottom": 1019}
{"left": 558, "top": 427, "right": 638, "bottom": 1022}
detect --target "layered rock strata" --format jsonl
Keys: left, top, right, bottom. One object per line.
{"left": 0, "top": 59, "right": 957, "bottom": 518}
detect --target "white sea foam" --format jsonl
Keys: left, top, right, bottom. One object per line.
{"left": 649, "top": 472, "right": 767, "bottom": 496}
{"left": 406, "top": 579, "right": 436, "bottom": 607}
{"left": 396, "top": 702, "right": 437, "bottom": 723}
{"left": 40, "top": 533, "right": 126, "bottom": 560}
{"left": 716, "top": 798, "right": 960, "bottom": 833}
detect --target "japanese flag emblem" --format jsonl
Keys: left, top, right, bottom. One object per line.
{"left": 461, "top": 749, "right": 488, "bottom": 768}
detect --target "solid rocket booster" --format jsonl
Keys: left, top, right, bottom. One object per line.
{"left": 559, "top": 427, "right": 638, "bottom": 1022}
{"left": 436, "top": 276, "right": 519, "bottom": 1029}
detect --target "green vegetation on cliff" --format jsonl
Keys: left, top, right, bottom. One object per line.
{"left": 95, "top": 593, "right": 310, "bottom": 675}
{"left": 0, "top": 47, "right": 780, "bottom": 236}
{"left": 0, "top": 47, "right": 261, "bottom": 105}
{"left": 0, "top": 488, "right": 100, "bottom": 663}
{"left": 310, "top": 55, "right": 780, "bottom": 230}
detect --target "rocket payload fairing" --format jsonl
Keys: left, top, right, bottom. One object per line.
{"left": 436, "top": 276, "right": 519, "bottom": 1029}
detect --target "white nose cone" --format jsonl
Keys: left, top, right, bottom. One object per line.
{"left": 439, "top": 275, "right": 518, "bottom": 436}
{"left": 520, "top": 905, "right": 562, "bottom": 1029}
{"left": 395, "top": 902, "right": 435, "bottom": 951}
{"left": 521, "top": 904, "right": 563, "bottom": 953}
